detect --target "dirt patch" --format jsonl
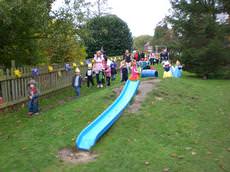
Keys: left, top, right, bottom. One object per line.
{"left": 127, "top": 79, "right": 160, "bottom": 113}
{"left": 113, "top": 86, "right": 123, "bottom": 97}
{"left": 58, "top": 148, "right": 98, "bottom": 164}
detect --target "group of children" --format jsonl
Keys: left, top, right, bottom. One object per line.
{"left": 27, "top": 49, "right": 182, "bottom": 116}
{"left": 163, "top": 60, "right": 183, "bottom": 78}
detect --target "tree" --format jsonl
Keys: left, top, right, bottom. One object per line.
{"left": 0, "top": 0, "right": 87, "bottom": 67}
{"left": 169, "top": 0, "right": 230, "bottom": 78}
{"left": 82, "top": 15, "right": 133, "bottom": 58}
{"left": 41, "top": 18, "right": 86, "bottom": 64}
{"left": 91, "top": 0, "right": 111, "bottom": 17}
{"left": 133, "top": 35, "right": 152, "bottom": 50}
{"left": 0, "top": 0, "right": 52, "bottom": 66}
{"left": 151, "top": 20, "right": 181, "bottom": 62}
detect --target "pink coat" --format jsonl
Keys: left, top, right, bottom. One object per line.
{"left": 93, "top": 55, "right": 104, "bottom": 74}
{"left": 130, "top": 65, "right": 139, "bottom": 80}
{"left": 105, "top": 67, "right": 111, "bottom": 77}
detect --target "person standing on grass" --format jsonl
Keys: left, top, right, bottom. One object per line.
{"left": 27, "top": 79, "right": 39, "bottom": 116}
{"left": 123, "top": 50, "right": 132, "bottom": 73}
{"left": 120, "top": 60, "right": 128, "bottom": 82}
{"left": 72, "top": 68, "right": 82, "bottom": 97}
{"left": 105, "top": 64, "right": 111, "bottom": 86}
{"left": 93, "top": 51, "right": 104, "bottom": 88}
{"left": 86, "top": 63, "right": 94, "bottom": 88}
{"left": 110, "top": 59, "right": 117, "bottom": 81}
{"left": 140, "top": 51, "right": 145, "bottom": 61}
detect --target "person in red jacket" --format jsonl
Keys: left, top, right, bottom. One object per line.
{"left": 129, "top": 60, "right": 139, "bottom": 81}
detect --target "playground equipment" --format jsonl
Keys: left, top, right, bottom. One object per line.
{"left": 76, "top": 80, "right": 140, "bottom": 151}
{"left": 141, "top": 69, "right": 158, "bottom": 78}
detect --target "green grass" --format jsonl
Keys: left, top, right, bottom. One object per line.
{"left": 0, "top": 67, "right": 230, "bottom": 172}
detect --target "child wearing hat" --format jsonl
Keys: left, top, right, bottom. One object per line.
{"left": 27, "top": 79, "right": 39, "bottom": 116}
{"left": 72, "top": 68, "right": 82, "bottom": 97}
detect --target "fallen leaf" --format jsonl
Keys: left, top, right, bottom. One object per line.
{"left": 185, "top": 147, "right": 192, "bottom": 151}
{"left": 170, "top": 153, "right": 177, "bottom": 158}
{"left": 191, "top": 151, "right": 197, "bottom": 155}
{"left": 163, "top": 168, "right": 170, "bottom": 172}
{"left": 207, "top": 151, "right": 212, "bottom": 155}
{"left": 144, "top": 161, "right": 150, "bottom": 165}
{"left": 178, "top": 155, "right": 184, "bottom": 159}
{"left": 21, "top": 147, "right": 27, "bottom": 150}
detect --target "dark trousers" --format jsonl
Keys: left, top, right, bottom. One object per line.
{"left": 111, "top": 74, "right": 116, "bottom": 80}
{"left": 96, "top": 73, "right": 101, "bottom": 85}
{"left": 87, "top": 76, "right": 94, "bottom": 87}
{"left": 121, "top": 71, "right": 128, "bottom": 82}
{"left": 28, "top": 98, "right": 39, "bottom": 113}
{"left": 106, "top": 77, "right": 111, "bottom": 86}
{"left": 96, "top": 72, "right": 104, "bottom": 85}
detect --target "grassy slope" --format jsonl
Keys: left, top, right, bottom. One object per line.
{"left": 0, "top": 68, "right": 230, "bottom": 172}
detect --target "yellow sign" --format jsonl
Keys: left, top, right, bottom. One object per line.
{"left": 14, "top": 69, "right": 22, "bottom": 78}
{"left": 72, "top": 63, "right": 77, "bottom": 67}
{"left": 48, "top": 65, "right": 53, "bottom": 72}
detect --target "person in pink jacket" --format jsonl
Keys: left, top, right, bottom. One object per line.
{"left": 129, "top": 60, "right": 139, "bottom": 81}
{"left": 93, "top": 51, "right": 104, "bottom": 88}
{"left": 104, "top": 64, "right": 111, "bottom": 86}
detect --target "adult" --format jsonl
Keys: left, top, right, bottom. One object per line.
{"left": 123, "top": 50, "right": 131, "bottom": 63}
{"left": 140, "top": 51, "right": 145, "bottom": 61}
{"left": 160, "top": 49, "right": 169, "bottom": 62}
{"left": 123, "top": 50, "right": 132, "bottom": 73}
{"left": 134, "top": 50, "right": 140, "bottom": 61}
{"left": 93, "top": 51, "right": 104, "bottom": 88}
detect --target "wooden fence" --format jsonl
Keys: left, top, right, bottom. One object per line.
{"left": 0, "top": 65, "right": 87, "bottom": 109}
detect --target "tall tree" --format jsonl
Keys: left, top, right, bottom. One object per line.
{"left": 0, "top": 0, "right": 51, "bottom": 66}
{"left": 169, "top": 0, "right": 230, "bottom": 78}
{"left": 92, "top": 0, "right": 111, "bottom": 17}
{"left": 82, "top": 15, "right": 133, "bottom": 58}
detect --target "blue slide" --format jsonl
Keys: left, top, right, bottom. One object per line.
{"left": 76, "top": 80, "right": 140, "bottom": 151}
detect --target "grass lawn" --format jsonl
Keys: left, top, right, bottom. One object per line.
{"left": 0, "top": 66, "right": 230, "bottom": 172}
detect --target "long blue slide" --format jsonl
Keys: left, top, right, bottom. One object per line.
{"left": 76, "top": 80, "right": 140, "bottom": 151}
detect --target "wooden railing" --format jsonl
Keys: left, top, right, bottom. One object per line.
{"left": 0, "top": 65, "right": 87, "bottom": 109}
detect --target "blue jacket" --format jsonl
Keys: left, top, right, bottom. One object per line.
{"left": 72, "top": 75, "right": 82, "bottom": 87}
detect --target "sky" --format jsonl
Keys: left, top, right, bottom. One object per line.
{"left": 52, "top": 0, "right": 171, "bottom": 37}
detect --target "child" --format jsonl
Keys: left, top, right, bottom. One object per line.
{"left": 86, "top": 63, "right": 94, "bottom": 87}
{"left": 105, "top": 64, "right": 111, "bottom": 86}
{"left": 163, "top": 61, "right": 173, "bottom": 78}
{"left": 110, "top": 60, "right": 117, "bottom": 81}
{"left": 97, "top": 70, "right": 104, "bottom": 88}
{"left": 120, "top": 60, "right": 128, "bottom": 82}
{"left": 173, "top": 60, "right": 183, "bottom": 78}
{"left": 72, "top": 68, "right": 82, "bottom": 96}
{"left": 27, "top": 79, "right": 39, "bottom": 116}
{"left": 129, "top": 60, "right": 139, "bottom": 81}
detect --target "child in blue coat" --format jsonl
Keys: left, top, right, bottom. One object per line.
{"left": 72, "top": 68, "right": 82, "bottom": 96}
